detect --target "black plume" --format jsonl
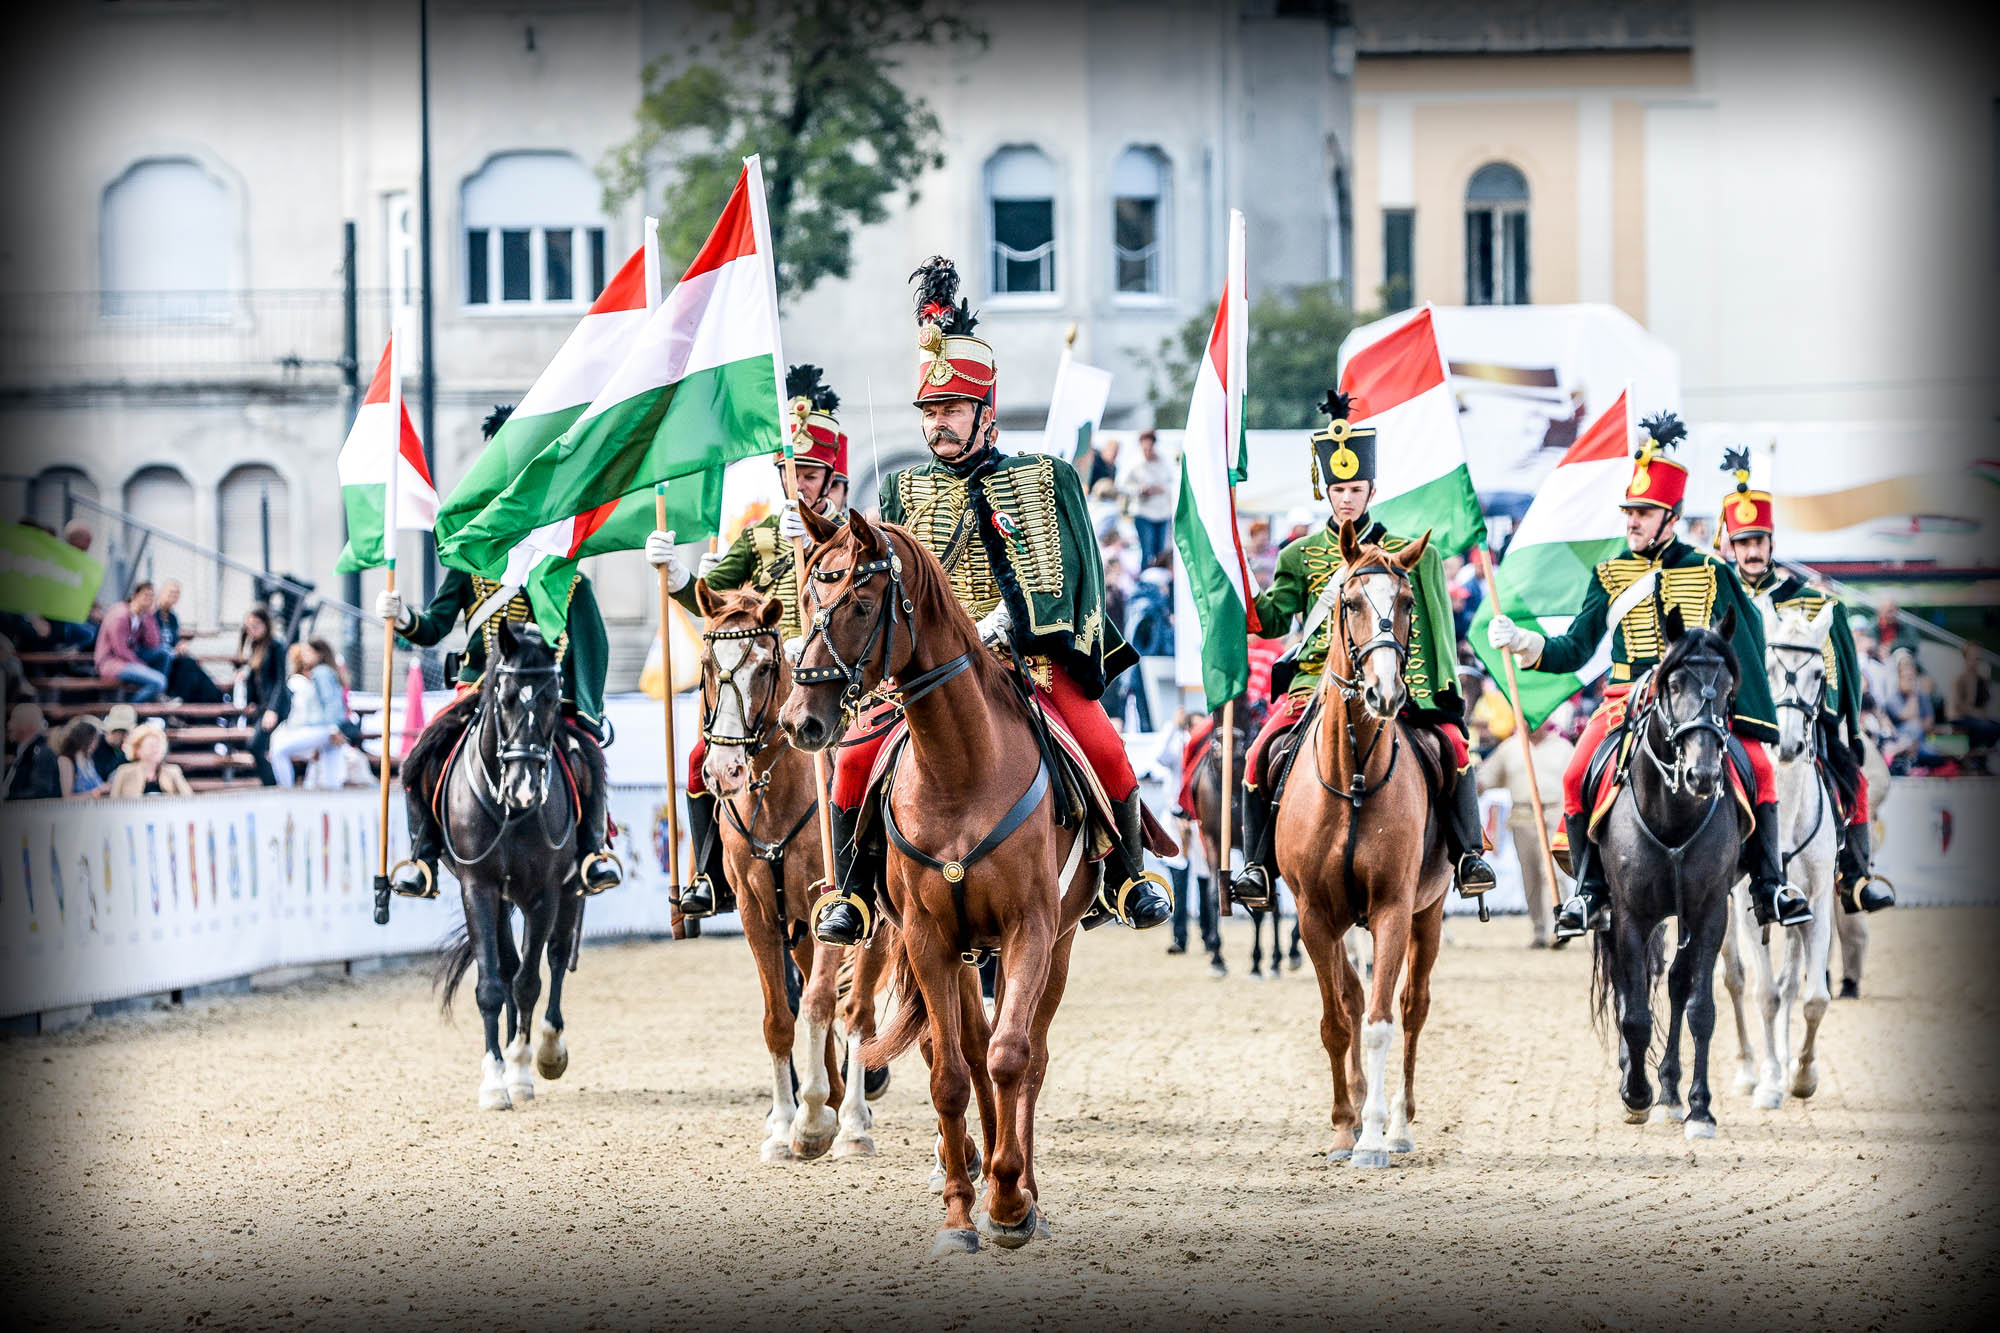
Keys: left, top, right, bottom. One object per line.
{"left": 1639, "top": 411, "right": 1686, "bottom": 450}
{"left": 1319, "top": 388, "right": 1356, "bottom": 422}
{"left": 481, "top": 404, "right": 516, "bottom": 440}
{"left": 909, "top": 255, "right": 978, "bottom": 335}
{"left": 784, "top": 364, "right": 840, "bottom": 413}
{"left": 1721, "top": 445, "right": 1752, "bottom": 489}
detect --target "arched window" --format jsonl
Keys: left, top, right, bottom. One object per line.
{"left": 1465, "top": 162, "right": 1529, "bottom": 306}
{"left": 27, "top": 467, "right": 97, "bottom": 533}
{"left": 986, "top": 147, "right": 1057, "bottom": 296}
{"left": 1112, "top": 147, "right": 1168, "bottom": 296}
{"left": 101, "top": 157, "right": 234, "bottom": 319}
{"left": 218, "top": 464, "right": 291, "bottom": 622}
{"left": 120, "top": 465, "right": 198, "bottom": 605}
{"left": 462, "top": 151, "right": 608, "bottom": 309}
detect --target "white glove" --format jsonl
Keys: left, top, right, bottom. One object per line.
{"left": 697, "top": 550, "right": 726, "bottom": 580}
{"left": 975, "top": 604, "right": 1012, "bottom": 648}
{"left": 782, "top": 636, "right": 804, "bottom": 665}
{"left": 644, "top": 530, "right": 691, "bottom": 591}
{"left": 778, "top": 501, "right": 811, "bottom": 545}
{"left": 374, "top": 589, "right": 404, "bottom": 626}
{"left": 1486, "top": 614, "right": 1545, "bottom": 667}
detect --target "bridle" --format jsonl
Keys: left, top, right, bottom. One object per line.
{"left": 701, "top": 623, "right": 782, "bottom": 753}
{"left": 1636, "top": 651, "right": 1734, "bottom": 796}
{"left": 1767, "top": 638, "right": 1827, "bottom": 726}
{"left": 793, "top": 537, "right": 972, "bottom": 721}
{"left": 492, "top": 660, "right": 562, "bottom": 773}
{"left": 1319, "top": 563, "right": 1411, "bottom": 704}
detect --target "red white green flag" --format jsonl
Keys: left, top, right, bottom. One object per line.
{"left": 335, "top": 329, "right": 437, "bottom": 573}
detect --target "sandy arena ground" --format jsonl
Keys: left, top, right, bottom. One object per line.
{"left": 3, "top": 907, "right": 1997, "bottom": 1330}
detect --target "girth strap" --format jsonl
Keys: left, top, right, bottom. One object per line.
{"left": 881, "top": 758, "right": 1050, "bottom": 957}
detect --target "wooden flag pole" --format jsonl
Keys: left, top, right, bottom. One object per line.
{"left": 371, "top": 313, "right": 407, "bottom": 927}
{"left": 781, "top": 439, "right": 840, "bottom": 893}
{"left": 654, "top": 485, "right": 685, "bottom": 908}
{"left": 1474, "top": 544, "right": 1562, "bottom": 898}
{"left": 1218, "top": 699, "right": 1236, "bottom": 916}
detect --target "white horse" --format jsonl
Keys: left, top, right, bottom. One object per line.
{"left": 1722, "top": 603, "right": 1838, "bottom": 1108}
{"left": 1834, "top": 736, "right": 1892, "bottom": 996}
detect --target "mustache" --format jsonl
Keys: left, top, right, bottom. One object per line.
{"left": 926, "top": 425, "right": 966, "bottom": 448}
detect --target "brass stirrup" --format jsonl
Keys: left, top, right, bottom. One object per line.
{"left": 387, "top": 859, "right": 438, "bottom": 900}
{"left": 812, "top": 882, "right": 878, "bottom": 946}
{"left": 579, "top": 850, "right": 623, "bottom": 896}
{"left": 1099, "top": 869, "right": 1172, "bottom": 926}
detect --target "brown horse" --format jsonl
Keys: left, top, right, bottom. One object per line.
{"left": 1274, "top": 522, "right": 1451, "bottom": 1168}
{"left": 695, "top": 584, "right": 893, "bottom": 1163}
{"left": 779, "top": 508, "right": 1099, "bottom": 1256}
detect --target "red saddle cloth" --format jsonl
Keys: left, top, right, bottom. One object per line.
{"left": 1575, "top": 690, "right": 1754, "bottom": 841}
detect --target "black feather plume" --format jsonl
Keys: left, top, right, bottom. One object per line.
{"left": 785, "top": 364, "right": 841, "bottom": 415}
{"left": 1721, "top": 446, "right": 1753, "bottom": 493}
{"left": 909, "top": 255, "right": 978, "bottom": 336}
{"left": 1318, "top": 388, "right": 1355, "bottom": 423}
{"left": 481, "top": 404, "right": 515, "bottom": 441}
{"left": 1639, "top": 411, "right": 1687, "bottom": 450}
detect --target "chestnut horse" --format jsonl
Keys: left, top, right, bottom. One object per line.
{"left": 694, "top": 584, "right": 892, "bottom": 1163}
{"left": 1273, "top": 522, "right": 1451, "bottom": 1168}
{"left": 780, "top": 508, "right": 1099, "bottom": 1256}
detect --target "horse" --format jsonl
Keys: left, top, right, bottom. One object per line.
{"left": 779, "top": 508, "right": 1100, "bottom": 1256}
{"left": 1590, "top": 606, "right": 1749, "bottom": 1139}
{"left": 1272, "top": 522, "right": 1450, "bottom": 1168}
{"left": 694, "top": 583, "right": 893, "bottom": 1162}
{"left": 433, "top": 620, "right": 590, "bottom": 1110}
{"left": 1722, "top": 603, "right": 1839, "bottom": 1108}
{"left": 1188, "top": 713, "right": 1305, "bottom": 980}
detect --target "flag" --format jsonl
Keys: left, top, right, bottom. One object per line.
{"left": 1470, "top": 389, "right": 1635, "bottom": 729}
{"left": 1042, "top": 341, "right": 1113, "bottom": 467}
{"left": 335, "top": 330, "right": 437, "bottom": 573}
{"left": 1338, "top": 305, "right": 1486, "bottom": 555}
{"left": 1171, "top": 209, "right": 1257, "bottom": 710}
{"left": 440, "top": 159, "right": 786, "bottom": 634}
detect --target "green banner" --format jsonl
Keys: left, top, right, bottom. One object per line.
{"left": 0, "top": 524, "right": 104, "bottom": 623}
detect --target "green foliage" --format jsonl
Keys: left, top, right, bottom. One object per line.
{"left": 1142, "top": 283, "right": 1381, "bottom": 430}
{"left": 601, "top": 0, "right": 984, "bottom": 302}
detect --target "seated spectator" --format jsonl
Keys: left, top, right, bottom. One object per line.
{"left": 234, "top": 606, "right": 286, "bottom": 785}
{"left": 151, "top": 580, "right": 225, "bottom": 704}
{"left": 0, "top": 634, "right": 33, "bottom": 705}
{"left": 1947, "top": 640, "right": 1999, "bottom": 750}
{"left": 1881, "top": 649, "right": 1937, "bottom": 773}
{"left": 308, "top": 636, "right": 366, "bottom": 749}
{"left": 4, "top": 703, "right": 60, "bottom": 801}
{"left": 1083, "top": 436, "right": 1119, "bottom": 493}
{"left": 268, "top": 641, "right": 348, "bottom": 789}
{"left": 52, "top": 717, "right": 106, "bottom": 797}
{"left": 1242, "top": 517, "right": 1278, "bottom": 590}
{"left": 95, "top": 581, "right": 169, "bottom": 702}
{"left": 105, "top": 720, "right": 193, "bottom": 797}
{"left": 94, "top": 703, "right": 137, "bottom": 782}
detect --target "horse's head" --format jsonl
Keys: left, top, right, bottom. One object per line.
{"left": 1331, "top": 522, "right": 1430, "bottom": 721}
{"left": 1765, "top": 601, "right": 1834, "bottom": 764}
{"left": 488, "top": 618, "right": 562, "bottom": 814}
{"left": 780, "top": 506, "right": 922, "bottom": 753}
{"left": 1648, "top": 604, "right": 1739, "bottom": 798}
{"left": 696, "top": 583, "right": 786, "bottom": 796}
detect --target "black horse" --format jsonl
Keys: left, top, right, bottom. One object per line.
{"left": 431, "top": 620, "right": 592, "bottom": 1110}
{"left": 1189, "top": 708, "right": 1300, "bottom": 980}
{"left": 1591, "top": 607, "right": 1747, "bottom": 1140}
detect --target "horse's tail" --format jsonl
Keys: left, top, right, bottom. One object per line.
{"left": 1590, "top": 919, "right": 1669, "bottom": 1045}
{"left": 435, "top": 922, "right": 476, "bottom": 1016}
{"left": 862, "top": 937, "right": 926, "bottom": 1066}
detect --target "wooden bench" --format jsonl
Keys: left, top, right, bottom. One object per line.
{"left": 39, "top": 701, "right": 253, "bottom": 723}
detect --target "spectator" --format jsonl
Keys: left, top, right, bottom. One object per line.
{"left": 1478, "top": 717, "right": 1574, "bottom": 947}
{"left": 95, "top": 581, "right": 168, "bottom": 702}
{"left": 1469, "top": 673, "right": 1517, "bottom": 753}
{"left": 105, "top": 720, "right": 192, "bottom": 798}
{"left": 1877, "top": 599, "right": 1918, "bottom": 655}
{"left": 52, "top": 717, "right": 106, "bottom": 797}
{"left": 1122, "top": 430, "right": 1177, "bottom": 568}
{"left": 1117, "top": 564, "right": 1175, "bottom": 732}
{"left": 308, "top": 635, "right": 366, "bottom": 749}
{"left": 234, "top": 606, "right": 287, "bottom": 785}
{"left": 1083, "top": 435, "right": 1119, "bottom": 493}
{"left": 1849, "top": 615, "right": 1892, "bottom": 707}
{"left": 154, "top": 580, "right": 226, "bottom": 705}
{"left": 0, "top": 634, "right": 33, "bottom": 707}
{"left": 4, "top": 703, "right": 60, "bottom": 801}
{"left": 267, "top": 641, "right": 347, "bottom": 789}
{"left": 61, "top": 520, "right": 93, "bottom": 555}
{"left": 1947, "top": 641, "right": 1999, "bottom": 750}
{"left": 95, "top": 703, "right": 137, "bottom": 782}
{"left": 1881, "top": 649, "right": 1936, "bottom": 772}
{"left": 1242, "top": 517, "right": 1278, "bottom": 590}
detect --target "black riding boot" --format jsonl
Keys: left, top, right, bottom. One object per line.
{"left": 391, "top": 783, "right": 442, "bottom": 899}
{"left": 676, "top": 790, "right": 735, "bottom": 917}
{"left": 570, "top": 734, "right": 621, "bottom": 895}
{"left": 1837, "top": 820, "right": 1894, "bottom": 913}
{"left": 1092, "top": 790, "right": 1173, "bottom": 930}
{"left": 1229, "top": 782, "right": 1278, "bottom": 910}
{"left": 1554, "top": 812, "right": 1609, "bottom": 940}
{"left": 1447, "top": 771, "right": 1498, "bottom": 898}
{"left": 1745, "top": 802, "right": 1812, "bottom": 927}
{"left": 813, "top": 804, "right": 881, "bottom": 947}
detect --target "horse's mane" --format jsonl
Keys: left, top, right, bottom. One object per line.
{"left": 1657, "top": 620, "right": 1739, "bottom": 690}
{"left": 702, "top": 586, "right": 773, "bottom": 626}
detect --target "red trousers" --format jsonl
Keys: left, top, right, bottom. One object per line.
{"left": 831, "top": 664, "right": 1137, "bottom": 810}
{"left": 1563, "top": 685, "right": 1776, "bottom": 816}
{"left": 687, "top": 737, "right": 708, "bottom": 796}
{"left": 1244, "top": 693, "right": 1469, "bottom": 787}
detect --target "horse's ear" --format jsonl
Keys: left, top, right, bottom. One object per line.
{"left": 1715, "top": 603, "right": 1736, "bottom": 644}
{"left": 799, "top": 502, "right": 839, "bottom": 545}
{"left": 496, "top": 617, "right": 519, "bottom": 659}
{"left": 1337, "top": 518, "right": 1363, "bottom": 567}
{"left": 756, "top": 593, "right": 783, "bottom": 629}
{"left": 1662, "top": 604, "right": 1686, "bottom": 643}
{"left": 694, "top": 580, "right": 722, "bottom": 619}
{"left": 1396, "top": 528, "right": 1433, "bottom": 570}
{"left": 846, "top": 507, "right": 883, "bottom": 555}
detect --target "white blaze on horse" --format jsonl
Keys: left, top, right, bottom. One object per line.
{"left": 1723, "top": 603, "right": 1839, "bottom": 1108}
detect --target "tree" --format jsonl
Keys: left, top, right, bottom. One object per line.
{"left": 1142, "top": 283, "right": 1380, "bottom": 430}
{"left": 600, "top": 1, "right": 984, "bottom": 302}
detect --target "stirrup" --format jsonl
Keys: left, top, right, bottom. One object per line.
{"left": 579, "top": 850, "right": 623, "bottom": 896}
{"left": 1846, "top": 872, "right": 1896, "bottom": 914}
{"left": 677, "top": 872, "right": 719, "bottom": 917}
{"left": 812, "top": 882, "right": 878, "bottom": 946}
{"left": 1454, "top": 854, "right": 1497, "bottom": 898}
{"left": 1098, "top": 869, "right": 1173, "bottom": 928}
{"left": 387, "top": 859, "right": 438, "bottom": 900}
{"left": 1230, "top": 865, "right": 1276, "bottom": 910}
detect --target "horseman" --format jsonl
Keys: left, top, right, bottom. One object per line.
{"left": 643, "top": 364, "right": 850, "bottom": 920}
{"left": 1229, "top": 390, "right": 1497, "bottom": 910}
{"left": 1715, "top": 450, "right": 1893, "bottom": 914}
{"left": 1487, "top": 413, "right": 1809, "bottom": 938}
{"left": 809, "top": 255, "right": 1174, "bottom": 947}
{"left": 379, "top": 405, "right": 620, "bottom": 900}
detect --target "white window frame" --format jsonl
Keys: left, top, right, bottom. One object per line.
{"left": 984, "top": 146, "right": 1061, "bottom": 309}
{"left": 1464, "top": 162, "right": 1531, "bottom": 307}
{"left": 463, "top": 223, "right": 606, "bottom": 314}
{"left": 1111, "top": 147, "right": 1171, "bottom": 306}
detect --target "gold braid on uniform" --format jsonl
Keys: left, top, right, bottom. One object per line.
{"left": 471, "top": 574, "right": 574, "bottom": 670}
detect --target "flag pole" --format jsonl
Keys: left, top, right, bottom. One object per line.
{"left": 1218, "top": 699, "right": 1235, "bottom": 914}
{"left": 782, "top": 425, "right": 840, "bottom": 894}
{"left": 1474, "top": 544, "right": 1562, "bottom": 903}
{"left": 654, "top": 484, "right": 688, "bottom": 941}
{"left": 372, "top": 312, "right": 407, "bottom": 926}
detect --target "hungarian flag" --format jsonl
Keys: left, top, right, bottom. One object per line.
{"left": 1171, "top": 209, "right": 1257, "bottom": 710}
{"left": 1338, "top": 305, "right": 1486, "bottom": 555}
{"left": 440, "top": 158, "right": 785, "bottom": 634}
{"left": 1470, "top": 389, "right": 1635, "bottom": 728}
{"left": 335, "top": 331, "right": 437, "bottom": 573}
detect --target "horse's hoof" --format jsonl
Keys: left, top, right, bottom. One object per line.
{"left": 1790, "top": 1068, "right": 1819, "bottom": 1100}
{"left": 1752, "top": 1086, "right": 1784, "bottom": 1111}
{"left": 1684, "top": 1118, "right": 1717, "bottom": 1141}
{"left": 1732, "top": 1070, "right": 1757, "bottom": 1096}
{"left": 1653, "top": 1102, "right": 1686, "bottom": 1125}
{"left": 760, "top": 1136, "right": 797, "bottom": 1164}
{"left": 479, "top": 1088, "right": 512, "bottom": 1111}
{"left": 930, "top": 1228, "right": 981, "bottom": 1257}
{"left": 1348, "top": 1148, "right": 1393, "bottom": 1169}
{"left": 534, "top": 1022, "right": 568, "bottom": 1081}
{"left": 1623, "top": 1104, "right": 1650, "bottom": 1125}
{"left": 1326, "top": 1147, "right": 1353, "bottom": 1164}
{"left": 506, "top": 1079, "right": 534, "bottom": 1102}
{"left": 791, "top": 1132, "right": 835, "bottom": 1161}
{"left": 832, "top": 1133, "right": 876, "bottom": 1160}
{"left": 863, "top": 1065, "right": 891, "bottom": 1102}
{"left": 978, "top": 1204, "right": 1040, "bottom": 1250}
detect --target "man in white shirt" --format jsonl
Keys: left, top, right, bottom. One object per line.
{"left": 1121, "top": 430, "right": 1178, "bottom": 568}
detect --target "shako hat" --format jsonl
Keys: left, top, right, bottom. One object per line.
{"left": 1309, "top": 388, "right": 1377, "bottom": 498}
{"left": 909, "top": 256, "right": 996, "bottom": 408}
{"left": 1623, "top": 411, "right": 1690, "bottom": 511}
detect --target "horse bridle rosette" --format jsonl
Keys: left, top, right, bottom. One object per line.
{"left": 701, "top": 623, "right": 782, "bottom": 751}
